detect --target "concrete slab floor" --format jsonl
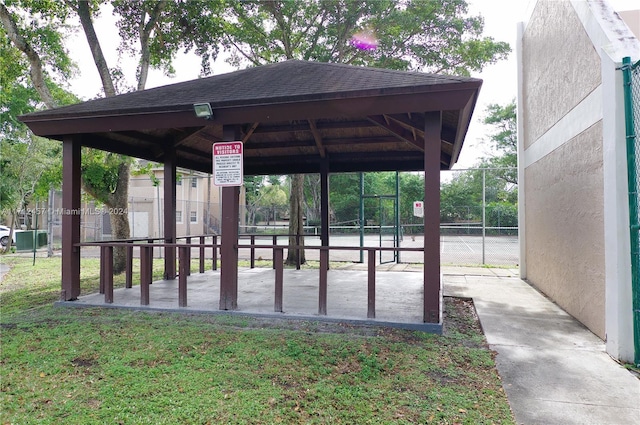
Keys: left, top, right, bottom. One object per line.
{"left": 62, "top": 267, "right": 440, "bottom": 332}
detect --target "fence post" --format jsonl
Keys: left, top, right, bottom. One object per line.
{"left": 367, "top": 249, "right": 376, "bottom": 319}
{"left": 185, "top": 237, "right": 191, "bottom": 276}
{"left": 212, "top": 235, "right": 218, "bottom": 271}
{"left": 104, "top": 246, "right": 113, "bottom": 304}
{"left": 250, "top": 235, "right": 256, "bottom": 269}
{"left": 140, "top": 245, "right": 150, "bottom": 305}
{"left": 319, "top": 247, "right": 328, "bottom": 315}
{"left": 274, "top": 248, "right": 283, "bottom": 312}
{"left": 272, "top": 235, "right": 277, "bottom": 269}
{"left": 178, "top": 246, "right": 188, "bottom": 307}
{"left": 125, "top": 245, "right": 133, "bottom": 289}
{"left": 199, "top": 236, "right": 205, "bottom": 273}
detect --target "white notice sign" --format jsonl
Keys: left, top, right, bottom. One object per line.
{"left": 413, "top": 201, "right": 424, "bottom": 218}
{"left": 213, "top": 142, "right": 243, "bottom": 186}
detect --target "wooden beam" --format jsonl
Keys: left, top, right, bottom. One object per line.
{"left": 242, "top": 122, "right": 260, "bottom": 143}
{"left": 308, "top": 119, "right": 326, "bottom": 158}
{"left": 367, "top": 115, "right": 424, "bottom": 151}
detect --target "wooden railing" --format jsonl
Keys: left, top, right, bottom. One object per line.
{"left": 80, "top": 234, "right": 424, "bottom": 320}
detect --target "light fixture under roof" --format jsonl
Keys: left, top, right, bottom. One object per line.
{"left": 193, "top": 103, "right": 213, "bottom": 120}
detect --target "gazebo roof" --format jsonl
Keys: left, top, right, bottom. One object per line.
{"left": 20, "top": 60, "right": 482, "bottom": 174}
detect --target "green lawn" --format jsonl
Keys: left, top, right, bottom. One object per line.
{"left": 0, "top": 256, "right": 515, "bottom": 424}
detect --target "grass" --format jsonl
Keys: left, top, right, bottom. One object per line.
{"left": 1, "top": 255, "right": 515, "bottom": 424}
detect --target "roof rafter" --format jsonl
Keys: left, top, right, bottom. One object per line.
{"left": 308, "top": 119, "right": 326, "bottom": 158}
{"left": 366, "top": 115, "right": 424, "bottom": 151}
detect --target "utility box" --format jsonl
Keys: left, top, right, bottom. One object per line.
{"left": 37, "top": 231, "right": 47, "bottom": 247}
{"left": 14, "top": 231, "right": 34, "bottom": 251}
{"left": 14, "top": 230, "right": 48, "bottom": 251}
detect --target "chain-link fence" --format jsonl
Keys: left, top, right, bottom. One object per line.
{"left": 622, "top": 56, "right": 640, "bottom": 365}
{"left": 13, "top": 168, "right": 518, "bottom": 266}
{"left": 238, "top": 170, "right": 518, "bottom": 266}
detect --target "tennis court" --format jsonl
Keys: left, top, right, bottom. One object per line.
{"left": 237, "top": 233, "right": 519, "bottom": 267}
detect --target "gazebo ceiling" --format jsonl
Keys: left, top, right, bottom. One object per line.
{"left": 20, "top": 60, "right": 482, "bottom": 175}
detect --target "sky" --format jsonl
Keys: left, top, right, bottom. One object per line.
{"left": 66, "top": 0, "right": 640, "bottom": 170}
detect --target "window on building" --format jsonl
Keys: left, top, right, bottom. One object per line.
{"left": 176, "top": 210, "right": 182, "bottom": 223}
{"left": 190, "top": 211, "right": 197, "bottom": 223}
{"left": 176, "top": 178, "right": 182, "bottom": 186}
{"left": 191, "top": 177, "right": 197, "bottom": 188}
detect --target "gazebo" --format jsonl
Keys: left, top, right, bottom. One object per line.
{"left": 20, "top": 60, "right": 481, "bottom": 328}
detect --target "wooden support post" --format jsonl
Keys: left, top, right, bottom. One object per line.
{"left": 178, "top": 246, "right": 188, "bottom": 307}
{"left": 164, "top": 149, "right": 177, "bottom": 280}
{"left": 140, "top": 245, "right": 150, "bottom": 305}
{"left": 320, "top": 160, "right": 330, "bottom": 269}
{"left": 104, "top": 246, "right": 113, "bottom": 304}
{"left": 367, "top": 249, "right": 376, "bottom": 319}
{"left": 185, "top": 237, "right": 191, "bottom": 276}
{"left": 250, "top": 235, "right": 256, "bottom": 269}
{"left": 61, "top": 136, "right": 81, "bottom": 300}
{"left": 212, "top": 235, "right": 218, "bottom": 271}
{"left": 296, "top": 234, "right": 301, "bottom": 270}
{"left": 199, "top": 236, "right": 205, "bottom": 273}
{"left": 147, "top": 239, "right": 154, "bottom": 280}
{"left": 125, "top": 245, "right": 133, "bottom": 288}
{"left": 220, "top": 186, "right": 239, "bottom": 310}
{"left": 99, "top": 246, "right": 105, "bottom": 294}
{"left": 423, "top": 111, "right": 442, "bottom": 323}
{"left": 319, "top": 247, "right": 328, "bottom": 315}
{"left": 274, "top": 248, "right": 283, "bottom": 312}
{"left": 272, "top": 235, "right": 277, "bottom": 269}
{"left": 219, "top": 125, "right": 241, "bottom": 310}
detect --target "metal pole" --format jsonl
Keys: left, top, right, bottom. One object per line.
{"left": 33, "top": 201, "right": 38, "bottom": 266}
{"left": 482, "top": 169, "right": 486, "bottom": 265}
{"left": 47, "top": 188, "right": 54, "bottom": 257}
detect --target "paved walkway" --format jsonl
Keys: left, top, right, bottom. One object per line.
{"left": 445, "top": 271, "right": 640, "bottom": 425}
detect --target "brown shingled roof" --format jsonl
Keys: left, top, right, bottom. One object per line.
{"left": 20, "top": 59, "right": 482, "bottom": 174}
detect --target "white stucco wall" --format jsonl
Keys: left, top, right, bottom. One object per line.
{"left": 518, "top": 0, "right": 639, "bottom": 361}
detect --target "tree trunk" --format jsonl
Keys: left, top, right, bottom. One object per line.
{"left": 82, "top": 160, "right": 131, "bottom": 274}
{"left": 108, "top": 162, "right": 131, "bottom": 274}
{"left": 77, "top": 0, "right": 116, "bottom": 97}
{"left": 286, "top": 174, "right": 305, "bottom": 265}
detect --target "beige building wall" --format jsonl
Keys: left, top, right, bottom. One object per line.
{"left": 519, "top": 0, "right": 640, "bottom": 360}
{"left": 128, "top": 169, "right": 223, "bottom": 238}
{"left": 520, "top": 0, "right": 605, "bottom": 338}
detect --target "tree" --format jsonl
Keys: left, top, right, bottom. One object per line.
{"left": 0, "top": 19, "right": 72, "bottom": 252}
{"left": 480, "top": 100, "right": 517, "bottom": 184}
{"left": 221, "top": 0, "right": 510, "bottom": 264}
{"left": 439, "top": 99, "right": 518, "bottom": 235}
{"left": 260, "top": 184, "right": 287, "bottom": 225}
{"left": 2, "top": 0, "right": 226, "bottom": 271}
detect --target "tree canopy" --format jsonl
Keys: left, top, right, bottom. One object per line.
{"left": 3, "top": 0, "right": 513, "bottom": 261}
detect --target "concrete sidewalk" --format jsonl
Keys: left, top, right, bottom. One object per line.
{"left": 445, "top": 272, "right": 640, "bottom": 425}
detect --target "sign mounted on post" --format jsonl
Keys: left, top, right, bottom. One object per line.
{"left": 213, "top": 141, "right": 243, "bottom": 187}
{"left": 413, "top": 201, "right": 424, "bottom": 218}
